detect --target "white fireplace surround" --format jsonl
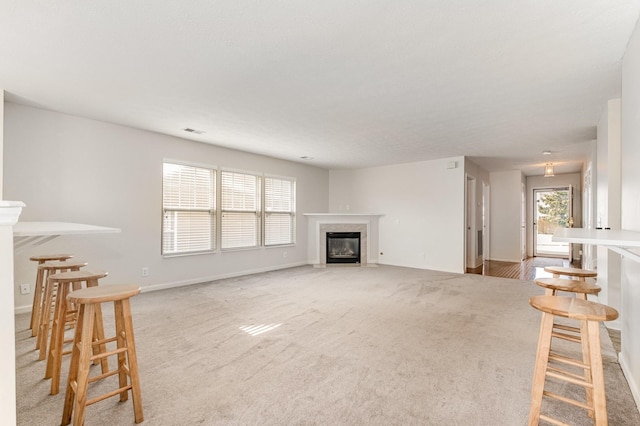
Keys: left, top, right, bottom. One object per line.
{"left": 304, "top": 213, "right": 383, "bottom": 266}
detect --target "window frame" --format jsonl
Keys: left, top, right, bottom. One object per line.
{"left": 263, "top": 175, "right": 297, "bottom": 247}
{"left": 161, "top": 160, "right": 217, "bottom": 257}
{"left": 219, "top": 168, "right": 262, "bottom": 251}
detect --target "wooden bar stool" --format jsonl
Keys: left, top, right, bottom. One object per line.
{"left": 36, "top": 260, "right": 89, "bottom": 359}
{"left": 29, "top": 254, "right": 74, "bottom": 336}
{"left": 528, "top": 295, "right": 618, "bottom": 426}
{"left": 534, "top": 277, "right": 603, "bottom": 367}
{"left": 62, "top": 285, "right": 144, "bottom": 425}
{"left": 46, "top": 270, "right": 109, "bottom": 395}
{"left": 543, "top": 266, "right": 597, "bottom": 282}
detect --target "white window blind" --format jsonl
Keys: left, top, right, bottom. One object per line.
{"left": 221, "top": 170, "right": 261, "bottom": 249}
{"left": 264, "top": 177, "right": 296, "bottom": 246}
{"left": 162, "top": 162, "right": 216, "bottom": 255}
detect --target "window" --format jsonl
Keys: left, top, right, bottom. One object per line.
{"left": 162, "top": 163, "right": 216, "bottom": 255}
{"left": 220, "top": 170, "right": 261, "bottom": 249}
{"left": 162, "top": 162, "right": 296, "bottom": 255}
{"left": 264, "top": 176, "right": 296, "bottom": 246}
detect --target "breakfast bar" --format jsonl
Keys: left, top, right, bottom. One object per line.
{"left": 553, "top": 228, "right": 640, "bottom": 264}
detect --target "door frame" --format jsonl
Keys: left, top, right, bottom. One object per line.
{"left": 533, "top": 186, "right": 572, "bottom": 258}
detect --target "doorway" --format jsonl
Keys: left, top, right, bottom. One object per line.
{"left": 533, "top": 187, "right": 571, "bottom": 257}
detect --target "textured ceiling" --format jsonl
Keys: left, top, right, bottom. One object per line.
{"left": 1, "top": 1, "right": 639, "bottom": 175}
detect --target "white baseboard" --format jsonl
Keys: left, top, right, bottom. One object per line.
{"left": 619, "top": 351, "right": 640, "bottom": 413}
{"left": 487, "top": 257, "right": 522, "bottom": 263}
{"left": 605, "top": 319, "right": 622, "bottom": 331}
{"left": 14, "top": 261, "right": 308, "bottom": 315}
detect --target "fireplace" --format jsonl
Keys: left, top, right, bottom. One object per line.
{"left": 304, "top": 213, "right": 383, "bottom": 266}
{"left": 326, "top": 232, "right": 361, "bottom": 264}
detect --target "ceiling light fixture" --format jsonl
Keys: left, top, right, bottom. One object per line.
{"left": 542, "top": 150, "right": 552, "bottom": 155}
{"left": 544, "top": 163, "right": 555, "bottom": 177}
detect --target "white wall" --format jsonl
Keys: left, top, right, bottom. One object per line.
{"left": 525, "top": 173, "right": 582, "bottom": 259}
{"left": 0, "top": 90, "right": 17, "bottom": 426}
{"left": 329, "top": 156, "right": 466, "bottom": 273}
{"left": 489, "top": 170, "right": 524, "bottom": 262}
{"left": 4, "top": 103, "right": 329, "bottom": 311}
{"left": 582, "top": 141, "right": 597, "bottom": 270}
{"left": 597, "top": 99, "right": 622, "bottom": 230}
{"left": 0, "top": 92, "right": 3, "bottom": 199}
{"left": 620, "top": 17, "right": 640, "bottom": 408}
{"left": 596, "top": 99, "right": 622, "bottom": 327}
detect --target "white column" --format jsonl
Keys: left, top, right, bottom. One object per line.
{"left": 0, "top": 201, "right": 25, "bottom": 425}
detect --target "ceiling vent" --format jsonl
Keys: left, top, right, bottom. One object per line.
{"left": 183, "top": 128, "right": 205, "bottom": 135}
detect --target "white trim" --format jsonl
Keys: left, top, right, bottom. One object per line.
{"left": 0, "top": 201, "right": 25, "bottom": 225}
{"left": 162, "top": 158, "right": 218, "bottom": 171}
{"left": 304, "top": 213, "right": 384, "bottom": 217}
{"left": 14, "top": 261, "right": 308, "bottom": 314}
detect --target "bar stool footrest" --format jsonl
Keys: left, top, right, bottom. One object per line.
{"left": 546, "top": 365, "right": 588, "bottom": 382}
{"left": 543, "top": 390, "right": 591, "bottom": 411}
{"left": 539, "top": 413, "right": 571, "bottom": 426}
{"left": 89, "top": 346, "right": 128, "bottom": 362}
{"left": 551, "top": 330, "right": 581, "bottom": 343}
{"left": 86, "top": 385, "right": 133, "bottom": 406}
{"left": 552, "top": 323, "right": 580, "bottom": 334}
{"left": 88, "top": 368, "right": 121, "bottom": 384}
{"left": 548, "top": 352, "right": 590, "bottom": 370}
{"left": 546, "top": 370, "right": 593, "bottom": 388}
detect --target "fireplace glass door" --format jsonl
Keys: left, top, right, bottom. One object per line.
{"left": 326, "top": 232, "right": 361, "bottom": 264}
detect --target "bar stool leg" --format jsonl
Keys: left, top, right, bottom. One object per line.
{"left": 120, "top": 299, "right": 144, "bottom": 422}
{"left": 579, "top": 319, "right": 594, "bottom": 419}
{"left": 587, "top": 320, "right": 607, "bottom": 425}
{"left": 61, "top": 303, "right": 96, "bottom": 426}
{"left": 45, "top": 281, "right": 70, "bottom": 382}
{"left": 37, "top": 275, "right": 55, "bottom": 358}
{"left": 528, "top": 312, "right": 554, "bottom": 425}
{"left": 30, "top": 266, "right": 45, "bottom": 336}
{"left": 92, "top": 303, "right": 109, "bottom": 372}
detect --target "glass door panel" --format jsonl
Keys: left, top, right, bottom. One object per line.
{"left": 534, "top": 188, "right": 570, "bottom": 257}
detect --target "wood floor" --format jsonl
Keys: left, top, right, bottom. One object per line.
{"left": 468, "top": 256, "right": 574, "bottom": 281}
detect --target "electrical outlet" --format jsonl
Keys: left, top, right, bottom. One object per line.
{"left": 20, "top": 283, "right": 30, "bottom": 294}
{"left": 142, "top": 267, "right": 149, "bottom": 277}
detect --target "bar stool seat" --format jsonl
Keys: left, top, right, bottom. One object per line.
{"left": 535, "top": 277, "right": 601, "bottom": 300}
{"left": 29, "top": 254, "right": 74, "bottom": 336}
{"left": 36, "top": 260, "right": 89, "bottom": 358}
{"left": 62, "top": 284, "right": 144, "bottom": 425}
{"left": 543, "top": 266, "right": 597, "bottom": 282}
{"left": 46, "top": 270, "right": 109, "bottom": 395}
{"left": 528, "top": 295, "right": 618, "bottom": 425}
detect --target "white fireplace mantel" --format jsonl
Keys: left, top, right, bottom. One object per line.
{"left": 304, "top": 213, "right": 384, "bottom": 266}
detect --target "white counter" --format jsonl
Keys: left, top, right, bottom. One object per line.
{"left": 553, "top": 228, "right": 640, "bottom": 263}
{"left": 13, "top": 221, "right": 121, "bottom": 252}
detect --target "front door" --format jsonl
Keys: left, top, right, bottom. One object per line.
{"left": 533, "top": 187, "right": 571, "bottom": 257}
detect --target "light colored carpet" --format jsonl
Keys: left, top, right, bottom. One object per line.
{"left": 15, "top": 265, "right": 640, "bottom": 425}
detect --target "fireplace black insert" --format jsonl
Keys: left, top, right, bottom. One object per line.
{"left": 326, "top": 232, "right": 361, "bottom": 264}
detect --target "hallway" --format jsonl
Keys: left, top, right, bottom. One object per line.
{"left": 471, "top": 257, "right": 575, "bottom": 281}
